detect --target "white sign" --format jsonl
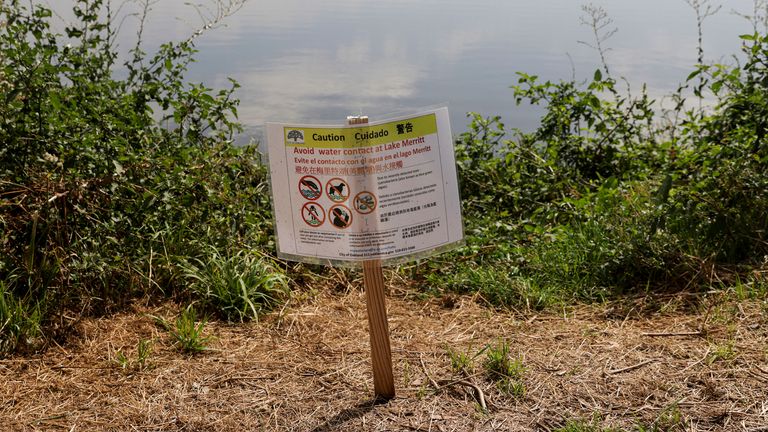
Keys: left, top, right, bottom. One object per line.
{"left": 265, "top": 107, "right": 463, "bottom": 264}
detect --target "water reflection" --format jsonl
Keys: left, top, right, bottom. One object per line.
{"left": 47, "top": 0, "right": 755, "bottom": 141}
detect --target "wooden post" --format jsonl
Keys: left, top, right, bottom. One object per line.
{"left": 348, "top": 115, "right": 396, "bottom": 400}
{"left": 363, "top": 259, "right": 395, "bottom": 399}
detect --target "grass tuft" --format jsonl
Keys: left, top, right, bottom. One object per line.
{"left": 483, "top": 339, "right": 526, "bottom": 398}
{"left": 154, "top": 307, "right": 213, "bottom": 354}
{"left": 181, "top": 247, "right": 289, "bottom": 322}
{"left": 0, "top": 281, "right": 44, "bottom": 355}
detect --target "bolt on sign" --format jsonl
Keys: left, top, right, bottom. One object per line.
{"left": 265, "top": 107, "right": 464, "bottom": 265}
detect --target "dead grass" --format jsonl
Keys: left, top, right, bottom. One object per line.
{"left": 1, "top": 275, "right": 766, "bottom": 431}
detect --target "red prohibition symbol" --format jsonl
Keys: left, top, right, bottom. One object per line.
{"left": 326, "top": 177, "right": 350, "bottom": 203}
{"left": 329, "top": 204, "right": 353, "bottom": 229}
{"left": 353, "top": 191, "right": 377, "bottom": 214}
{"left": 298, "top": 175, "right": 322, "bottom": 200}
{"left": 302, "top": 202, "right": 325, "bottom": 227}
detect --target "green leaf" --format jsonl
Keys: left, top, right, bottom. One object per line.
{"left": 686, "top": 69, "right": 702, "bottom": 81}
{"left": 35, "top": 8, "right": 53, "bottom": 18}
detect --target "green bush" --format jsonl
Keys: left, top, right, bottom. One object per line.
{"left": 3, "top": 0, "right": 767, "bottom": 356}
{"left": 154, "top": 306, "right": 214, "bottom": 354}
{"left": 441, "top": 33, "right": 768, "bottom": 305}
{"left": 0, "top": 0, "right": 279, "bottom": 354}
{"left": 426, "top": 262, "right": 555, "bottom": 310}
{"left": 665, "top": 33, "right": 768, "bottom": 263}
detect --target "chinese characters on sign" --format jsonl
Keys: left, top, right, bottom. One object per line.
{"left": 266, "top": 107, "right": 463, "bottom": 264}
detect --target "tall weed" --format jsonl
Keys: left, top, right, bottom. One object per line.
{"left": 0, "top": 281, "right": 43, "bottom": 355}
{"left": 181, "top": 247, "right": 289, "bottom": 322}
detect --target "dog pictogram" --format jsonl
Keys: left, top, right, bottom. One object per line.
{"left": 326, "top": 178, "right": 350, "bottom": 203}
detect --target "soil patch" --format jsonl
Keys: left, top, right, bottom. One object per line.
{"left": 1, "top": 283, "right": 766, "bottom": 431}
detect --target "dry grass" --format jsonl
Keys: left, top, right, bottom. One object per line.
{"left": 1, "top": 275, "right": 767, "bottom": 431}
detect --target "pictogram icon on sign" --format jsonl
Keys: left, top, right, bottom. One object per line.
{"left": 329, "top": 205, "right": 353, "bottom": 229}
{"left": 286, "top": 129, "right": 304, "bottom": 143}
{"left": 302, "top": 202, "right": 325, "bottom": 227}
{"left": 299, "top": 175, "right": 322, "bottom": 200}
{"left": 354, "top": 191, "right": 377, "bottom": 214}
{"left": 326, "top": 178, "right": 350, "bottom": 203}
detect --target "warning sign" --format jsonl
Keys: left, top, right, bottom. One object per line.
{"left": 266, "top": 107, "right": 463, "bottom": 264}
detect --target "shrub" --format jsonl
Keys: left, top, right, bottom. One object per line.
{"left": 443, "top": 33, "right": 768, "bottom": 303}
{"left": 665, "top": 33, "right": 768, "bottom": 263}
{"left": 0, "top": 0, "right": 278, "bottom": 354}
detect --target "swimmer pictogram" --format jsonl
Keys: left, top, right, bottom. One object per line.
{"left": 329, "top": 204, "right": 353, "bottom": 229}
{"left": 301, "top": 202, "right": 325, "bottom": 227}
{"left": 298, "top": 175, "right": 322, "bottom": 200}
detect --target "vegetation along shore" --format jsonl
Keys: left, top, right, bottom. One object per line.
{"left": 1, "top": 1, "right": 767, "bottom": 430}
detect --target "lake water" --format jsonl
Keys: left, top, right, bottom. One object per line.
{"left": 49, "top": 0, "right": 758, "bottom": 141}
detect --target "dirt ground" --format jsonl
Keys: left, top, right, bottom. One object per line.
{"left": 1, "top": 277, "right": 767, "bottom": 431}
